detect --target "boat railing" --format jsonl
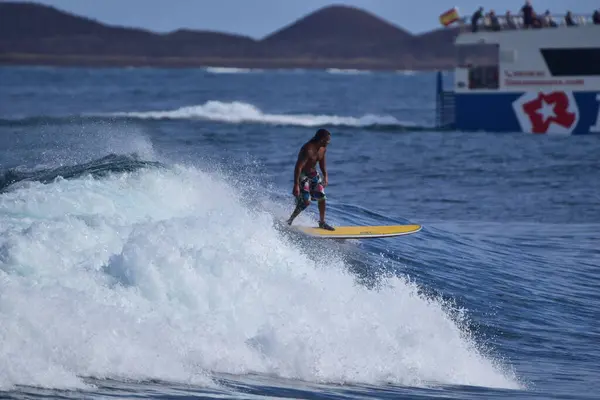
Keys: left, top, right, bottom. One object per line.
{"left": 455, "top": 12, "right": 597, "bottom": 33}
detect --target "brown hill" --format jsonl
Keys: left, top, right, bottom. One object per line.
{"left": 0, "top": 1, "right": 258, "bottom": 58}
{"left": 0, "top": 1, "right": 475, "bottom": 70}
{"left": 261, "top": 5, "right": 415, "bottom": 59}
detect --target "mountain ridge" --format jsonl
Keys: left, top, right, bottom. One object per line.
{"left": 0, "top": 2, "right": 481, "bottom": 70}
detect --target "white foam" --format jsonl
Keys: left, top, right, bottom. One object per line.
{"left": 396, "top": 70, "right": 417, "bottom": 76}
{"left": 326, "top": 68, "right": 371, "bottom": 75}
{"left": 108, "top": 101, "right": 403, "bottom": 127}
{"left": 204, "top": 67, "right": 262, "bottom": 74}
{"left": 0, "top": 165, "right": 521, "bottom": 391}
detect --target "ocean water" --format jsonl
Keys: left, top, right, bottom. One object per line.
{"left": 0, "top": 66, "right": 598, "bottom": 399}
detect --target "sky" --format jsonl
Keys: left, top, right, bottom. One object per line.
{"left": 18, "top": 0, "right": 599, "bottom": 38}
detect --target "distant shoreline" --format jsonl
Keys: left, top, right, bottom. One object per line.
{"left": 0, "top": 54, "right": 454, "bottom": 72}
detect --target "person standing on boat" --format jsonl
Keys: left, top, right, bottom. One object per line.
{"left": 471, "top": 7, "right": 484, "bottom": 32}
{"left": 521, "top": 0, "right": 534, "bottom": 28}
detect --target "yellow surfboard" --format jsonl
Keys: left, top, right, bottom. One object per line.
{"left": 295, "top": 224, "right": 422, "bottom": 239}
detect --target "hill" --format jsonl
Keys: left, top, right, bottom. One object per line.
{"left": 261, "top": 5, "right": 415, "bottom": 59}
{"left": 0, "top": 1, "right": 259, "bottom": 59}
{"left": 0, "top": 2, "right": 480, "bottom": 70}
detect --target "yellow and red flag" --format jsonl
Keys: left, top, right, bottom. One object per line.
{"left": 439, "top": 7, "right": 460, "bottom": 26}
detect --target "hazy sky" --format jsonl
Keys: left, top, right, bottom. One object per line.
{"left": 22, "top": 0, "right": 598, "bottom": 38}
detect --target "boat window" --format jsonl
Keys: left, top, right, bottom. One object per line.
{"left": 455, "top": 43, "right": 499, "bottom": 89}
{"left": 541, "top": 48, "right": 600, "bottom": 76}
{"left": 456, "top": 43, "right": 499, "bottom": 68}
{"left": 468, "top": 65, "right": 499, "bottom": 89}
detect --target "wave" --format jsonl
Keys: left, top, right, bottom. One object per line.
{"left": 326, "top": 68, "right": 371, "bottom": 75}
{"left": 204, "top": 67, "right": 262, "bottom": 74}
{"left": 0, "top": 158, "right": 521, "bottom": 391}
{"left": 0, "top": 101, "right": 424, "bottom": 130}
{"left": 204, "top": 67, "right": 311, "bottom": 75}
{"left": 107, "top": 101, "right": 409, "bottom": 128}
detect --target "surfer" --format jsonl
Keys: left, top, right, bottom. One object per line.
{"left": 286, "top": 128, "right": 335, "bottom": 230}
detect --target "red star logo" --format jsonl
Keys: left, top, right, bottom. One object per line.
{"left": 522, "top": 92, "right": 576, "bottom": 134}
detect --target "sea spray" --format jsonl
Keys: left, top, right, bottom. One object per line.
{"left": 0, "top": 163, "right": 520, "bottom": 390}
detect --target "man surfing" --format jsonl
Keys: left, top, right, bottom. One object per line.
{"left": 286, "top": 128, "right": 335, "bottom": 230}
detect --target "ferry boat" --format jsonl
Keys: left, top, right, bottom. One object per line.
{"left": 435, "top": 10, "right": 600, "bottom": 134}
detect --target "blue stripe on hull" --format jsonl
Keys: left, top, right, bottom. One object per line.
{"left": 455, "top": 92, "right": 600, "bottom": 134}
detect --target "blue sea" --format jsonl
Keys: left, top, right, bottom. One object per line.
{"left": 0, "top": 66, "right": 598, "bottom": 399}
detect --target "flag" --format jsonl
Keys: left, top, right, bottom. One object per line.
{"left": 439, "top": 7, "right": 460, "bottom": 26}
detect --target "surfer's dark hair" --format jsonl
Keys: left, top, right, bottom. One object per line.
{"left": 312, "top": 128, "right": 331, "bottom": 141}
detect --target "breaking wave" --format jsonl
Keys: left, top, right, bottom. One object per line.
{"left": 0, "top": 101, "right": 423, "bottom": 130}
{"left": 0, "top": 155, "right": 521, "bottom": 391}
{"left": 326, "top": 68, "right": 372, "bottom": 75}
{"left": 106, "top": 101, "right": 406, "bottom": 127}
{"left": 204, "top": 67, "right": 262, "bottom": 74}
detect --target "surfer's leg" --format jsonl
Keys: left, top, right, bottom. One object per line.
{"left": 312, "top": 177, "right": 334, "bottom": 230}
{"left": 287, "top": 181, "right": 311, "bottom": 225}
{"left": 318, "top": 199, "right": 326, "bottom": 223}
{"left": 287, "top": 201, "right": 305, "bottom": 225}
{"left": 316, "top": 199, "right": 334, "bottom": 230}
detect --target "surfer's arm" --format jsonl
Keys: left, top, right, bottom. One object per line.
{"left": 294, "top": 149, "right": 308, "bottom": 185}
{"left": 319, "top": 150, "right": 328, "bottom": 184}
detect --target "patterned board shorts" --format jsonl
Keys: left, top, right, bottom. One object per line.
{"left": 297, "top": 170, "right": 326, "bottom": 207}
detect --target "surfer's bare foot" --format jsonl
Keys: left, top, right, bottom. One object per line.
{"left": 319, "top": 221, "right": 335, "bottom": 231}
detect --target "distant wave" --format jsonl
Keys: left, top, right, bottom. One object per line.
{"left": 326, "top": 68, "right": 371, "bottom": 75}
{"left": 203, "top": 67, "right": 314, "bottom": 74}
{"left": 0, "top": 101, "right": 430, "bottom": 131}
{"left": 108, "top": 101, "right": 406, "bottom": 127}
{"left": 396, "top": 70, "right": 417, "bottom": 76}
{"left": 204, "top": 67, "right": 262, "bottom": 74}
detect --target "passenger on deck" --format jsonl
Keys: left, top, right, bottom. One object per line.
{"left": 521, "top": 0, "right": 535, "bottom": 28}
{"left": 535, "top": 12, "right": 544, "bottom": 28}
{"left": 594, "top": 10, "right": 600, "bottom": 24}
{"left": 488, "top": 10, "right": 501, "bottom": 31}
{"left": 565, "top": 11, "right": 577, "bottom": 26}
{"left": 471, "top": 7, "right": 484, "bottom": 32}
{"left": 542, "top": 10, "right": 558, "bottom": 27}
{"left": 505, "top": 11, "right": 517, "bottom": 29}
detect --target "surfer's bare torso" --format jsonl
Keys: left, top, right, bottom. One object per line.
{"left": 292, "top": 137, "right": 329, "bottom": 198}
{"left": 298, "top": 141, "right": 326, "bottom": 174}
